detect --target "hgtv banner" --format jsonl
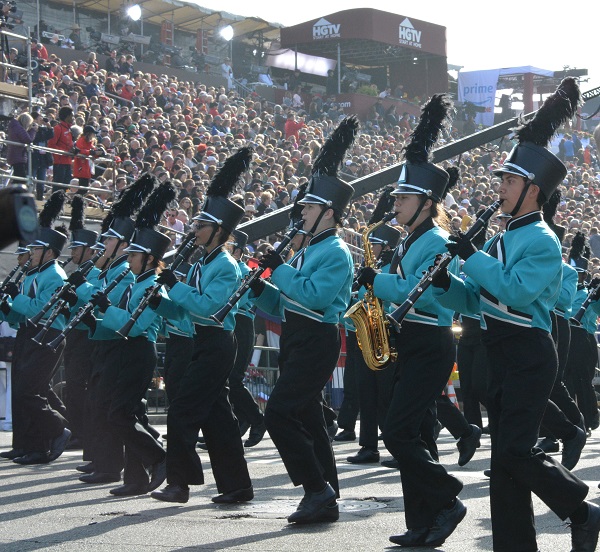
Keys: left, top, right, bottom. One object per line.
{"left": 458, "top": 69, "right": 499, "bottom": 127}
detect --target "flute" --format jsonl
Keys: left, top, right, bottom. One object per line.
{"left": 386, "top": 200, "right": 503, "bottom": 333}
{"left": 210, "top": 220, "right": 305, "bottom": 326}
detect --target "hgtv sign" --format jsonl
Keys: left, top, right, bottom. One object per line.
{"left": 313, "top": 18, "right": 341, "bottom": 40}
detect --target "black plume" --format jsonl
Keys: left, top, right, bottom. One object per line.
{"left": 207, "top": 147, "right": 252, "bottom": 198}
{"left": 135, "top": 181, "right": 177, "bottom": 230}
{"left": 368, "top": 186, "right": 395, "bottom": 224}
{"left": 111, "top": 173, "right": 157, "bottom": 219}
{"left": 100, "top": 212, "right": 114, "bottom": 235}
{"left": 570, "top": 231, "right": 589, "bottom": 260}
{"left": 39, "top": 190, "right": 66, "bottom": 228}
{"left": 443, "top": 166, "right": 460, "bottom": 200}
{"left": 514, "top": 77, "right": 580, "bottom": 146}
{"left": 69, "top": 195, "right": 85, "bottom": 232}
{"left": 312, "top": 116, "right": 359, "bottom": 177}
{"left": 289, "top": 181, "right": 308, "bottom": 222}
{"left": 542, "top": 189, "right": 562, "bottom": 224}
{"left": 404, "top": 94, "right": 453, "bottom": 164}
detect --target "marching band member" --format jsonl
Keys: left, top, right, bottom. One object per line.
{"left": 228, "top": 229, "right": 267, "bottom": 448}
{"left": 251, "top": 117, "right": 357, "bottom": 524}
{"left": 356, "top": 95, "right": 465, "bottom": 547}
{"left": 62, "top": 195, "right": 99, "bottom": 450}
{"left": 433, "top": 78, "right": 600, "bottom": 552}
{"left": 90, "top": 182, "right": 176, "bottom": 496}
{"left": 1, "top": 191, "right": 71, "bottom": 465}
{"left": 73, "top": 174, "right": 155, "bottom": 483}
{"left": 150, "top": 148, "right": 253, "bottom": 505}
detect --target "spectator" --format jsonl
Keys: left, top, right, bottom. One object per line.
{"left": 73, "top": 125, "right": 99, "bottom": 192}
{"left": 7, "top": 112, "right": 37, "bottom": 183}
{"left": 47, "top": 106, "right": 75, "bottom": 192}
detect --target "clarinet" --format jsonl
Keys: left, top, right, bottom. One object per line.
{"left": 27, "top": 250, "right": 104, "bottom": 327}
{"left": 0, "top": 263, "right": 22, "bottom": 292}
{"left": 211, "top": 220, "right": 305, "bottom": 326}
{"left": 386, "top": 200, "right": 503, "bottom": 333}
{"left": 570, "top": 285, "right": 600, "bottom": 327}
{"left": 0, "top": 260, "right": 31, "bottom": 309}
{"left": 46, "top": 267, "right": 132, "bottom": 352}
{"left": 116, "top": 235, "right": 198, "bottom": 339}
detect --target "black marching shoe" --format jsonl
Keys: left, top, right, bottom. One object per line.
{"left": 424, "top": 498, "right": 467, "bottom": 547}
{"left": 457, "top": 424, "right": 482, "bottom": 467}
{"left": 13, "top": 452, "right": 50, "bottom": 465}
{"left": 76, "top": 462, "right": 95, "bottom": 474}
{"left": 110, "top": 483, "right": 149, "bottom": 496}
{"left": 148, "top": 458, "right": 166, "bottom": 492}
{"left": 327, "top": 421, "right": 338, "bottom": 442}
{"left": 288, "top": 484, "right": 339, "bottom": 524}
{"left": 212, "top": 486, "right": 254, "bottom": 504}
{"left": 347, "top": 447, "right": 380, "bottom": 464}
{"left": 381, "top": 458, "right": 400, "bottom": 469}
{"left": 483, "top": 469, "right": 492, "bottom": 478}
{"left": 562, "top": 427, "right": 586, "bottom": 471}
{"left": 389, "top": 527, "right": 430, "bottom": 547}
{"left": 570, "top": 502, "right": 600, "bottom": 552}
{"left": 537, "top": 436, "right": 560, "bottom": 453}
{"left": 239, "top": 420, "right": 250, "bottom": 438}
{"left": 245, "top": 422, "right": 267, "bottom": 448}
{"left": 79, "top": 472, "right": 121, "bottom": 484}
{"left": 334, "top": 429, "right": 356, "bottom": 442}
{"left": 0, "top": 449, "right": 25, "bottom": 460}
{"left": 48, "top": 428, "right": 72, "bottom": 461}
{"left": 151, "top": 484, "right": 190, "bottom": 504}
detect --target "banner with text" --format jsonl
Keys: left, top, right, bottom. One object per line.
{"left": 458, "top": 69, "right": 499, "bottom": 127}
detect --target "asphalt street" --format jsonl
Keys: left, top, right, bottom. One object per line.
{"left": 1, "top": 421, "right": 599, "bottom": 551}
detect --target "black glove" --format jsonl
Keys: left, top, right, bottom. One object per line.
{"left": 430, "top": 254, "right": 451, "bottom": 291}
{"left": 67, "top": 270, "right": 87, "bottom": 288}
{"left": 259, "top": 250, "right": 284, "bottom": 271}
{"left": 3, "top": 282, "right": 19, "bottom": 299}
{"left": 90, "top": 291, "right": 111, "bottom": 313}
{"left": 446, "top": 231, "right": 478, "bottom": 261}
{"left": 80, "top": 309, "right": 97, "bottom": 333}
{"left": 356, "top": 266, "right": 379, "bottom": 288}
{"left": 57, "top": 302, "right": 72, "bottom": 318}
{"left": 589, "top": 277, "right": 600, "bottom": 290}
{"left": 379, "top": 249, "right": 394, "bottom": 266}
{"left": 0, "top": 300, "right": 10, "bottom": 315}
{"left": 62, "top": 286, "right": 78, "bottom": 307}
{"left": 248, "top": 277, "right": 265, "bottom": 297}
{"left": 147, "top": 291, "right": 162, "bottom": 310}
{"left": 156, "top": 269, "right": 178, "bottom": 289}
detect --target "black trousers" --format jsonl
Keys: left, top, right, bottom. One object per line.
{"left": 230, "top": 314, "right": 263, "bottom": 427}
{"left": 436, "top": 394, "right": 470, "bottom": 440}
{"left": 565, "top": 326, "right": 599, "bottom": 431}
{"left": 166, "top": 326, "right": 251, "bottom": 493}
{"left": 456, "top": 317, "right": 489, "bottom": 428}
{"left": 11, "top": 325, "right": 67, "bottom": 453}
{"left": 485, "top": 328, "right": 588, "bottom": 552}
{"left": 163, "top": 333, "right": 195, "bottom": 403}
{"left": 383, "top": 322, "right": 463, "bottom": 530}
{"left": 93, "top": 337, "right": 164, "bottom": 485}
{"left": 265, "top": 312, "right": 341, "bottom": 495}
{"left": 63, "top": 328, "right": 94, "bottom": 441}
{"left": 355, "top": 330, "right": 397, "bottom": 449}
{"left": 337, "top": 331, "right": 360, "bottom": 432}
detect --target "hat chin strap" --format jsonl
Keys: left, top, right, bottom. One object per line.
{"left": 406, "top": 195, "right": 429, "bottom": 228}
{"left": 509, "top": 180, "right": 532, "bottom": 217}
{"left": 307, "top": 206, "right": 328, "bottom": 237}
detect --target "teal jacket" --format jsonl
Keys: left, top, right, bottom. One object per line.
{"left": 255, "top": 228, "right": 353, "bottom": 324}
{"left": 0, "top": 266, "right": 38, "bottom": 328}
{"left": 372, "top": 223, "right": 458, "bottom": 327}
{"left": 76, "top": 255, "right": 135, "bottom": 340}
{"left": 554, "top": 262, "right": 578, "bottom": 319}
{"left": 70, "top": 265, "right": 101, "bottom": 330}
{"left": 570, "top": 286, "right": 600, "bottom": 335}
{"left": 236, "top": 260, "right": 255, "bottom": 320}
{"left": 10, "top": 260, "right": 67, "bottom": 330}
{"left": 101, "top": 270, "right": 163, "bottom": 342}
{"left": 156, "top": 248, "right": 241, "bottom": 332}
{"left": 435, "top": 212, "right": 562, "bottom": 333}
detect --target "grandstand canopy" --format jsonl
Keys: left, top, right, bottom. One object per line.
{"left": 47, "top": 0, "right": 282, "bottom": 42}
{"left": 280, "top": 8, "right": 446, "bottom": 68}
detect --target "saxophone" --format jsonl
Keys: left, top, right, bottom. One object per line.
{"left": 344, "top": 213, "right": 397, "bottom": 371}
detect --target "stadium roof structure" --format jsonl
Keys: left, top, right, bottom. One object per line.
{"left": 48, "top": 0, "right": 282, "bottom": 43}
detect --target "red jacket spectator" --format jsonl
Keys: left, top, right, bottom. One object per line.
{"left": 284, "top": 115, "right": 305, "bottom": 140}
{"left": 47, "top": 119, "right": 73, "bottom": 166}
{"left": 73, "top": 134, "right": 95, "bottom": 180}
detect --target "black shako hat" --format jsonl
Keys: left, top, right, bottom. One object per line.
{"left": 492, "top": 77, "right": 581, "bottom": 200}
